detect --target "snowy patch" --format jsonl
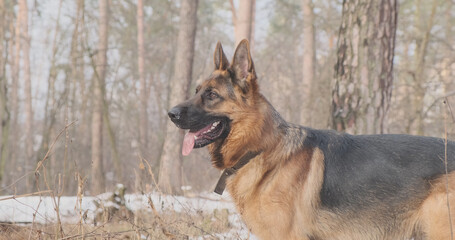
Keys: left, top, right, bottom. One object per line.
{"left": 0, "top": 191, "right": 256, "bottom": 238}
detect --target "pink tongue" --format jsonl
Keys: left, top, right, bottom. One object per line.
{"left": 182, "top": 131, "right": 196, "bottom": 156}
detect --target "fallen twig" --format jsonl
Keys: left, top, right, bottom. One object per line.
{"left": 0, "top": 190, "right": 52, "bottom": 202}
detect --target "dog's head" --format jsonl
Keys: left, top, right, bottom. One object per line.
{"left": 168, "top": 40, "right": 260, "bottom": 167}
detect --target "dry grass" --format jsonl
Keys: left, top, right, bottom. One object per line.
{"left": 0, "top": 207, "right": 231, "bottom": 239}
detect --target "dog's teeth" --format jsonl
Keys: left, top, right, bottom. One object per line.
{"left": 194, "top": 135, "right": 198, "bottom": 140}
{"left": 202, "top": 122, "right": 220, "bottom": 135}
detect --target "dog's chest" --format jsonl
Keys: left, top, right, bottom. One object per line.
{"left": 247, "top": 195, "right": 296, "bottom": 237}
{"left": 227, "top": 165, "right": 300, "bottom": 239}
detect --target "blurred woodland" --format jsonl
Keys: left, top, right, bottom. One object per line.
{"left": 0, "top": 0, "right": 454, "bottom": 197}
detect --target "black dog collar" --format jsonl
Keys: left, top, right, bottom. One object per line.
{"left": 214, "top": 151, "right": 262, "bottom": 195}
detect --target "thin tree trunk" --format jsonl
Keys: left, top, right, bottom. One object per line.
{"left": 86, "top": 18, "right": 122, "bottom": 190}
{"left": 102, "top": 106, "right": 121, "bottom": 181}
{"left": 411, "top": 0, "right": 437, "bottom": 135}
{"left": 136, "top": 0, "right": 149, "bottom": 193}
{"left": 10, "top": 0, "right": 21, "bottom": 176}
{"left": 250, "top": 0, "right": 256, "bottom": 52}
{"left": 49, "top": 0, "right": 63, "bottom": 182}
{"left": 159, "top": 0, "right": 198, "bottom": 195}
{"left": 35, "top": 0, "right": 62, "bottom": 192}
{"left": 399, "top": 40, "right": 413, "bottom": 134}
{"left": 443, "top": 0, "right": 453, "bottom": 95}
{"left": 300, "top": 0, "right": 315, "bottom": 126}
{"left": 19, "top": 0, "right": 33, "bottom": 191}
{"left": 78, "top": 0, "right": 89, "bottom": 147}
{"left": 0, "top": 0, "right": 2, "bottom": 143}
{"left": 332, "top": 0, "right": 397, "bottom": 134}
{"left": 91, "top": 0, "right": 108, "bottom": 195}
{"left": 66, "top": 0, "right": 84, "bottom": 194}
{"left": 137, "top": 0, "right": 148, "bottom": 154}
{"left": 0, "top": 0, "right": 9, "bottom": 184}
{"left": 70, "top": 0, "right": 84, "bottom": 130}
{"left": 230, "top": 0, "right": 255, "bottom": 46}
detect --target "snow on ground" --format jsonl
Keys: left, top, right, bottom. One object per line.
{"left": 0, "top": 191, "right": 257, "bottom": 239}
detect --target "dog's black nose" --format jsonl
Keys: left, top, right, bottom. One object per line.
{"left": 168, "top": 107, "right": 181, "bottom": 120}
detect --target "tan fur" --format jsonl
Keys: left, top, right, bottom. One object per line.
{"left": 226, "top": 139, "right": 323, "bottom": 240}
{"left": 207, "top": 88, "right": 275, "bottom": 168}
{"left": 418, "top": 172, "right": 455, "bottom": 240}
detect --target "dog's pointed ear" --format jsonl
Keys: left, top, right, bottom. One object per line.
{"left": 231, "top": 39, "right": 257, "bottom": 93}
{"left": 214, "top": 41, "right": 229, "bottom": 71}
{"left": 232, "top": 39, "right": 254, "bottom": 79}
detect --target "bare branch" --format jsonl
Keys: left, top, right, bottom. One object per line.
{"left": 422, "top": 91, "right": 455, "bottom": 119}
{"left": 0, "top": 190, "right": 52, "bottom": 201}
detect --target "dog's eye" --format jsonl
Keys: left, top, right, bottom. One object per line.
{"left": 207, "top": 91, "right": 218, "bottom": 100}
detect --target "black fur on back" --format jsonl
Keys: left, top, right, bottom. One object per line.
{"left": 303, "top": 128, "right": 455, "bottom": 211}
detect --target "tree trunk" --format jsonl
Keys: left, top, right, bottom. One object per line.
{"left": 136, "top": 0, "right": 149, "bottom": 193}
{"left": 137, "top": 0, "right": 148, "bottom": 154}
{"left": 332, "top": 0, "right": 397, "bottom": 134}
{"left": 19, "top": 0, "right": 33, "bottom": 191}
{"left": 78, "top": 0, "right": 88, "bottom": 147}
{"left": 91, "top": 0, "right": 108, "bottom": 195}
{"left": 300, "top": 0, "right": 315, "bottom": 126}
{"left": 443, "top": 0, "right": 453, "bottom": 96}
{"left": 34, "top": 0, "right": 62, "bottom": 192}
{"left": 66, "top": 0, "right": 84, "bottom": 194}
{"left": 158, "top": 0, "right": 198, "bottom": 195}
{"left": 10, "top": 0, "right": 21, "bottom": 178}
{"left": 0, "top": 0, "right": 9, "bottom": 184}
{"left": 410, "top": 0, "right": 437, "bottom": 135}
{"left": 230, "top": 0, "right": 255, "bottom": 46}
{"left": 250, "top": 0, "right": 256, "bottom": 52}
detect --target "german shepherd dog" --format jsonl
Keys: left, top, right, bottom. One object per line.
{"left": 168, "top": 39, "right": 455, "bottom": 240}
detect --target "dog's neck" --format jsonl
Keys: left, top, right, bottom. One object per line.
{"left": 211, "top": 94, "right": 292, "bottom": 194}
{"left": 214, "top": 150, "right": 262, "bottom": 194}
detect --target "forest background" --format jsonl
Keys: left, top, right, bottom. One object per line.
{"left": 0, "top": 0, "right": 454, "bottom": 198}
